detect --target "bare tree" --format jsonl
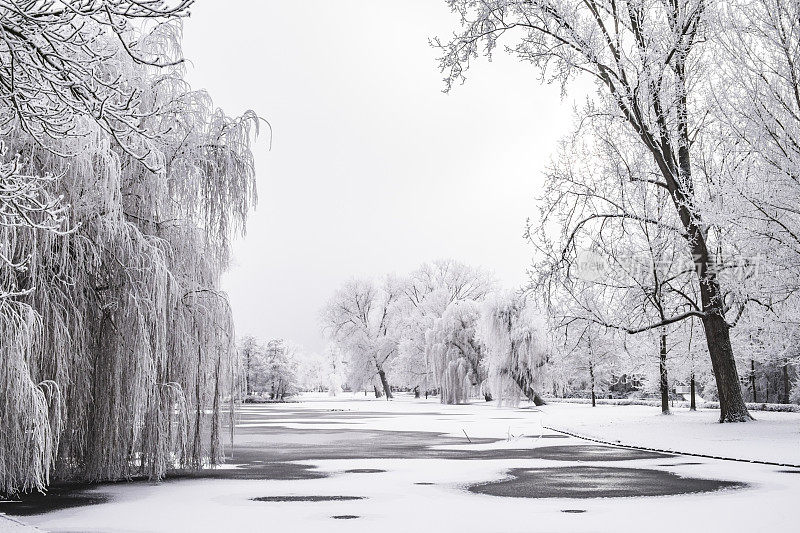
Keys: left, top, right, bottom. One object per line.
{"left": 0, "top": 0, "right": 192, "bottom": 168}
{"left": 437, "top": 0, "right": 752, "bottom": 420}
{"left": 320, "top": 277, "right": 404, "bottom": 398}
{"left": 531, "top": 111, "right": 708, "bottom": 414}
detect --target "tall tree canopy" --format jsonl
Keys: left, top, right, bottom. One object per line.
{"left": 433, "top": 0, "right": 800, "bottom": 421}
{"left": 0, "top": 2, "right": 259, "bottom": 495}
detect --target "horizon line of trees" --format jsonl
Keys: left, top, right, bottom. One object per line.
{"left": 314, "top": 258, "right": 800, "bottom": 412}
{"left": 319, "top": 259, "right": 554, "bottom": 406}
{"left": 238, "top": 337, "right": 301, "bottom": 401}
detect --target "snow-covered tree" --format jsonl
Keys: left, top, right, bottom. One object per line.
{"left": 0, "top": 10, "right": 259, "bottom": 494}
{"left": 393, "top": 259, "right": 495, "bottom": 399}
{"left": 296, "top": 351, "right": 327, "bottom": 392}
{"left": 239, "top": 336, "right": 263, "bottom": 396}
{"left": 261, "top": 340, "right": 301, "bottom": 400}
{"left": 320, "top": 277, "right": 405, "bottom": 398}
{"left": 294, "top": 343, "right": 347, "bottom": 394}
{"left": 426, "top": 299, "right": 489, "bottom": 404}
{"left": 477, "top": 292, "right": 549, "bottom": 406}
{"left": 437, "top": 0, "right": 753, "bottom": 421}
{"left": 239, "top": 339, "right": 300, "bottom": 400}
{"left": 324, "top": 343, "right": 346, "bottom": 396}
{"left": 531, "top": 108, "right": 704, "bottom": 414}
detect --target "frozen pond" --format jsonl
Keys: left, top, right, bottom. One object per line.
{"left": 4, "top": 395, "right": 798, "bottom": 532}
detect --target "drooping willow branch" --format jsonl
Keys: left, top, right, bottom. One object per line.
{"left": 0, "top": 19, "right": 259, "bottom": 495}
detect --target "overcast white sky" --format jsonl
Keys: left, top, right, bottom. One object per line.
{"left": 182, "top": 1, "right": 576, "bottom": 354}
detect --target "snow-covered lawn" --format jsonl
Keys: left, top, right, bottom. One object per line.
{"left": 540, "top": 401, "right": 800, "bottom": 465}
{"left": 7, "top": 393, "right": 799, "bottom": 533}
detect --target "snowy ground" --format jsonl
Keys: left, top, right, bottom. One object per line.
{"left": 540, "top": 401, "right": 800, "bottom": 465}
{"left": 0, "top": 515, "right": 39, "bottom": 532}
{"left": 3, "top": 393, "right": 798, "bottom": 533}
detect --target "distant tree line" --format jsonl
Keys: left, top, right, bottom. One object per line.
{"left": 319, "top": 259, "right": 549, "bottom": 406}
{"left": 316, "top": 256, "right": 800, "bottom": 413}
{"left": 239, "top": 337, "right": 300, "bottom": 401}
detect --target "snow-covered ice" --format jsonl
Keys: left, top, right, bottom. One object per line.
{"left": 10, "top": 393, "right": 800, "bottom": 533}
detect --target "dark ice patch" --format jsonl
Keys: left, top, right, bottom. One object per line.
{"left": 468, "top": 466, "right": 744, "bottom": 499}
{"left": 252, "top": 496, "right": 364, "bottom": 502}
{"left": 0, "top": 485, "right": 108, "bottom": 516}
{"left": 170, "top": 462, "right": 325, "bottom": 481}
{"left": 531, "top": 445, "right": 671, "bottom": 461}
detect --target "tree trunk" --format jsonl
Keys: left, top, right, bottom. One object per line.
{"left": 377, "top": 368, "right": 392, "bottom": 399}
{"left": 413, "top": 385, "right": 420, "bottom": 399}
{"left": 690, "top": 372, "right": 696, "bottom": 411}
{"left": 675, "top": 199, "right": 751, "bottom": 421}
{"left": 701, "top": 314, "right": 752, "bottom": 421}
{"left": 783, "top": 362, "right": 791, "bottom": 404}
{"left": 245, "top": 351, "right": 251, "bottom": 396}
{"left": 658, "top": 333, "right": 669, "bottom": 415}
{"left": 509, "top": 367, "right": 546, "bottom": 405}
{"left": 750, "top": 359, "right": 757, "bottom": 403}
{"left": 683, "top": 188, "right": 750, "bottom": 421}
{"left": 660, "top": 332, "right": 670, "bottom": 414}
{"left": 652, "top": 54, "right": 752, "bottom": 423}
{"left": 589, "top": 361, "right": 596, "bottom": 407}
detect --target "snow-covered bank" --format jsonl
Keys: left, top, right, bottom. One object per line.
{"left": 0, "top": 514, "right": 39, "bottom": 532}
{"left": 541, "top": 403, "right": 800, "bottom": 465}
{"left": 543, "top": 397, "right": 800, "bottom": 413}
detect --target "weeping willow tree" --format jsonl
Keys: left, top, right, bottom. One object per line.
{"left": 1, "top": 7, "right": 259, "bottom": 495}
{"left": 426, "top": 300, "right": 489, "bottom": 404}
{"left": 477, "top": 293, "right": 550, "bottom": 406}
